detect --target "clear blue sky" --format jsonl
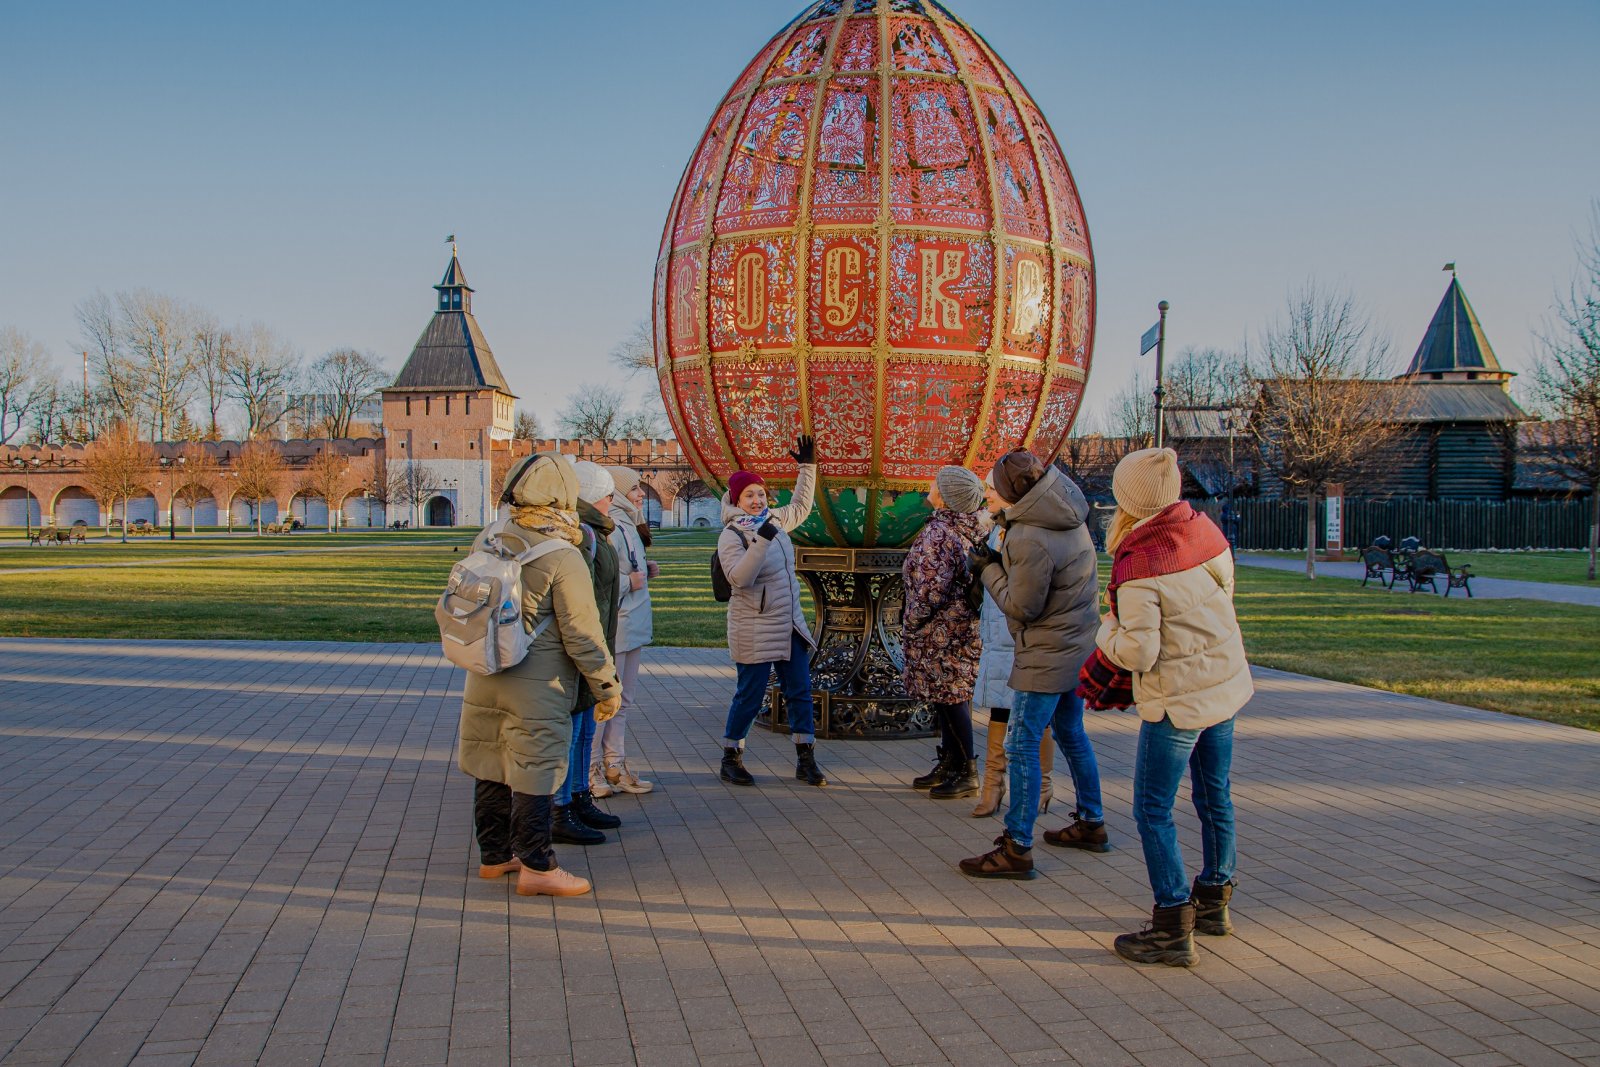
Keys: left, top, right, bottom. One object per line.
{"left": 3, "top": 0, "right": 1596, "bottom": 428}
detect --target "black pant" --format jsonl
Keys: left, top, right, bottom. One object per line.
{"left": 932, "top": 700, "right": 974, "bottom": 762}
{"left": 473, "top": 780, "right": 555, "bottom": 871}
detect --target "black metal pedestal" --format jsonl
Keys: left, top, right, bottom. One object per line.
{"left": 759, "top": 546, "right": 935, "bottom": 740}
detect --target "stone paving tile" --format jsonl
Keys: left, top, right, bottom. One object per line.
{"left": 2, "top": 639, "right": 1599, "bottom": 1066}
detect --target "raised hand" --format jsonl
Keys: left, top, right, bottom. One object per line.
{"left": 788, "top": 434, "right": 816, "bottom": 465}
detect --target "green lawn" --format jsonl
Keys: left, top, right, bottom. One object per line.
{"left": 2, "top": 527, "right": 1594, "bottom": 731}
{"left": 1259, "top": 548, "right": 1598, "bottom": 586}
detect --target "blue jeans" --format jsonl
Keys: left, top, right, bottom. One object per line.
{"left": 723, "top": 631, "right": 816, "bottom": 746}
{"left": 557, "top": 707, "right": 596, "bottom": 805}
{"left": 1003, "top": 690, "right": 1103, "bottom": 848}
{"left": 1133, "top": 715, "right": 1237, "bottom": 908}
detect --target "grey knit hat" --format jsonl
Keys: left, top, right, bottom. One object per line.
{"left": 934, "top": 466, "right": 985, "bottom": 514}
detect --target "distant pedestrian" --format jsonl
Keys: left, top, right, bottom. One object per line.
{"left": 551, "top": 462, "right": 625, "bottom": 847}
{"left": 460, "top": 453, "right": 621, "bottom": 898}
{"left": 715, "top": 435, "right": 828, "bottom": 788}
{"left": 902, "top": 466, "right": 989, "bottom": 800}
{"left": 960, "top": 450, "right": 1106, "bottom": 880}
{"left": 1085, "top": 448, "right": 1253, "bottom": 967}
{"left": 594, "top": 465, "right": 656, "bottom": 797}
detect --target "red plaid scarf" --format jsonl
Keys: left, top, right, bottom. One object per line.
{"left": 1077, "top": 502, "right": 1230, "bottom": 710}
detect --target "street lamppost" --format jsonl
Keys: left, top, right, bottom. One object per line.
{"left": 11, "top": 457, "right": 41, "bottom": 540}
{"left": 158, "top": 456, "right": 187, "bottom": 540}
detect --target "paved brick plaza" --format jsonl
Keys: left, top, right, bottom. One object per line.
{"left": 1, "top": 639, "right": 1597, "bottom": 1067}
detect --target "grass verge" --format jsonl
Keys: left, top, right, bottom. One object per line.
{"left": 1, "top": 528, "right": 1593, "bottom": 730}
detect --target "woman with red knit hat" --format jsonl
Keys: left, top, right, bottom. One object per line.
{"left": 715, "top": 434, "right": 827, "bottom": 788}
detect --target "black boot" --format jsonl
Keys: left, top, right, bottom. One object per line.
{"left": 551, "top": 804, "right": 605, "bottom": 846}
{"left": 929, "top": 758, "right": 979, "bottom": 799}
{"left": 1114, "top": 903, "right": 1198, "bottom": 967}
{"left": 570, "top": 790, "right": 621, "bottom": 830}
{"left": 720, "top": 746, "right": 755, "bottom": 786}
{"left": 795, "top": 743, "right": 827, "bottom": 787}
{"left": 912, "top": 745, "right": 952, "bottom": 789}
{"left": 1192, "top": 879, "right": 1235, "bottom": 936}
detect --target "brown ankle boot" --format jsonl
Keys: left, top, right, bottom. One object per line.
{"left": 958, "top": 833, "right": 1036, "bottom": 880}
{"left": 1037, "top": 733, "right": 1054, "bottom": 815}
{"left": 1042, "top": 813, "right": 1110, "bottom": 852}
{"left": 971, "top": 720, "right": 1007, "bottom": 817}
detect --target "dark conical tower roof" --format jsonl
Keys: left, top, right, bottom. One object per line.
{"left": 389, "top": 254, "right": 513, "bottom": 394}
{"left": 1402, "top": 277, "right": 1510, "bottom": 382}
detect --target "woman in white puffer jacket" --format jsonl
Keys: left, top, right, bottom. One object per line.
{"left": 593, "top": 466, "right": 656, "bottom": 797}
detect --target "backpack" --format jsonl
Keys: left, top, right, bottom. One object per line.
{"left": 710, "top": 526, "right": 750, "bottom": 603}
{"left": 436, "top": 530, "right": 575, "bottom": 676}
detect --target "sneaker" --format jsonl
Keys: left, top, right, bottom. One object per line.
{"left": 607, "top": 760, "right": 654, "bottom": 794}
{"left": 589, "top": 760, "right": 613, "bottom": 798}
{"left": 516, "top": 865, "right": 592, "bottom": 897}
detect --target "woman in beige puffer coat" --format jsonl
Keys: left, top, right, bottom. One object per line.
{"left": 459, "top": 453, "right": 621, "bottom": 899}
{"left": 715, "top": 435, "right": 827, "bottom": 788}
{"left": 1090, "top": 448, "right": 1252, "bottom": 969}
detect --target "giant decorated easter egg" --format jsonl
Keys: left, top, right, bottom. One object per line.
{"left": 653, "top": 0, "right": 1094, "bottom": 547}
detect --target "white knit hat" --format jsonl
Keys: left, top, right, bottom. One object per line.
{"left": 572, "top": 460, "right": 616, "bottom": 505}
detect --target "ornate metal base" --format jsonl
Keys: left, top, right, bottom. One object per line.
{"left": 759, "top": 547, "right": 935, "bottom": 740}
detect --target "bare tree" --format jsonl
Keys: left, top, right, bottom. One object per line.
{"left": 81, "top": 422, "right": 155, "bottom": 542}
{"left": 1106, "top": 369, "right": 1155, "bottom": 452}
{"left": 192, "top": 316, "right": 234, "bottom": 440}
{"left": 300, "top": 447, "right": 357, "bottom": 533}
{"left": 0, "top": 327, "right": 48, "bottom": 444}
{"left": 307, "top": 348, "right": 387, "bottom": 438}
{"left": 226, "top": 323, "right": 299, "bottom": 438}
{"left": 364, "top": 455, "right": 391, "bottom": 527}
{"left": 233, "top": 439, "right": 286, "bottom": 535}
{"left": 175, "top": 443, "right": 219, "bottom": 533}
{"left": 1249, "top": 284, "right": 1402, "bottom": 578}
{"left": 513, "top": 409, "right": 542, "bottom": 440}
{"left": 26, "top": 373, "right": 74, "bottom": 445}
{"left": 387, "top": 463, "right": 442, "bottom": 527}
{"left": 76, "top": 291, "right": 145, "bottom": 428}
{"left": 609, "top": 319, "right": 656, "bottom": 374}
{"left": 1534, "top": 202, "right": 1600, "bottom": 580}
{"left": 557, "top": 383, "right": 632, "bottom": 440}
{"left": 1166, "top": 346, "right": 1253, "bottom": 409}
{"left": 118, "top": 290, "right": 197, "bottom": 441}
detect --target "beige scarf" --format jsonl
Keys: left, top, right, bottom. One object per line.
{"left": 510, "top": 505, "right": 584, "bottom": 546}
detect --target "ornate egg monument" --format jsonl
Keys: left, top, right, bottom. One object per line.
{"left": 653, "top": 0, "right": 1096, "bottom": 736}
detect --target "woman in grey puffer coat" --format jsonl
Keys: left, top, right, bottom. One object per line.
{"left": 715, "top": 435, "right": 828, "bottom": 789}
{"left": 960, "top": 449, "right": 1106, "bottom": 880}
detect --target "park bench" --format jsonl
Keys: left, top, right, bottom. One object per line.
{"left": 28, "top": 526, "right": 59, "bottom": 546}
{"left": 265, "top": 519, "right": 294, "bottom": 534}
{"left": 127, "top": 519, "right": 158, "bottom": 537}
{"left": 1360, "top": 546, "right": 1394, "bottom": 588}
{"left": 1407, "top": 549, "right": 1474, "bottom": 597}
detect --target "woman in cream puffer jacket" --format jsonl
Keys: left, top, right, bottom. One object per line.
{"left": 1093, "top": 448, "right": 1251, "bottom": 969}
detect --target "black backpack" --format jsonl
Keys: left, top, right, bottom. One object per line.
{"left": 710, "top": 526, "right": 750, "bottom": 603}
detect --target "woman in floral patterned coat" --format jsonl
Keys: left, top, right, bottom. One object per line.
{"left": 902, "top": 466, "right": 990, "bottom": 799}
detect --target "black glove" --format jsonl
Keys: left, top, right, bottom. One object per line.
{"left": 966, "top": 543, "right": 997, "bottom": 575}
{"left": 757, "top": 520, "right": 779, "bottom": 541}
{"left": 788, "top": 434, "right": 816, "bottom": 465}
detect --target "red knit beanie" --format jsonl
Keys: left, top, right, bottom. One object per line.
{"left": 727, "top": 470, "right": 765, "bottom": 503}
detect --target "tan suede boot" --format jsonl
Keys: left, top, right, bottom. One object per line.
{"left": 971, "top": 719, "right": 1007, "bottom": 817}
{"left": 1038, "top": 733, "right": 1055, "bottom": 816}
